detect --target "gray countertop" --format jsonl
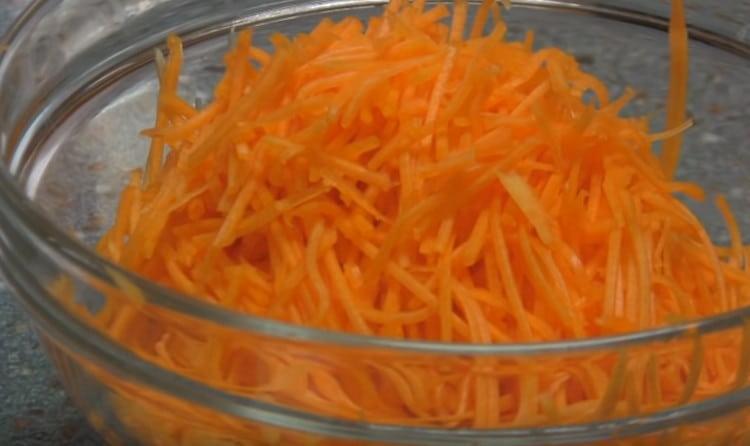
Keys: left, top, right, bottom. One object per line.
{"left": 1, "top": 1, "right": 750, "bottom": 446}
{"left": 1, "top": 4, "right": 102, "bottom": 445}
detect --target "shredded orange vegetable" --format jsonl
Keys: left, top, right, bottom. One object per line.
{"left": 83, "top": 0, "right": 750, "bottom": 441}
{"left": 660, "top": 0, "right": 689, "bottom": 178}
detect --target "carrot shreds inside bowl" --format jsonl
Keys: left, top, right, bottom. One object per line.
{"left": 99, "top": 0, "right": 729, "bottom": 341}
{"left": 81, "top": 0, "right": 750, "bottom": 435}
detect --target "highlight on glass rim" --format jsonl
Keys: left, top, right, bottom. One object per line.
{"left": 7, "top": 0, "right": 750, "bottom": 444}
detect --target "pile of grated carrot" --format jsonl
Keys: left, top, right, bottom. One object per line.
{"left": 87, "top": 0, "right": 750, "bottom": 439}
{"left": 99, "top": 0, "right": 737, "bottom": 341}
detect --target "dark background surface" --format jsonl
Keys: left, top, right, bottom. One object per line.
{"left": 1, "top": 1, "right": 750, "bottom": 445}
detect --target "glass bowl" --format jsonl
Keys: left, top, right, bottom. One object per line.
{"left": 2, "top": 0, "right": 750, "bottom": 444}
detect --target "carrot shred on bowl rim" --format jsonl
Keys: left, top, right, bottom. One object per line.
{"left": 56, "top": 0, "right": 750, "bottom": 441}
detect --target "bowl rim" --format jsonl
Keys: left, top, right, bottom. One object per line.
{"left": 2, "top": 0, "right": 750, "bottom": 358}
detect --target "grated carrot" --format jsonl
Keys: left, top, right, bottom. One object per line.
{"left": 660, "top": 0, "right": 690, "bottom": 178}
{"left": 82, "top": 0, "right": 750, "bottom": 440}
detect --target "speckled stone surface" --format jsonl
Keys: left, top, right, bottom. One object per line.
{"left": 1, "top": 1, "right": 750, "bottom": 446}
{"left": 1, "top": 3, "right": 103, "bottom": 445}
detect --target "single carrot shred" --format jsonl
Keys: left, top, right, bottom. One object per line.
{"left": 660, "top": 0, "right": 689, "bottom": 177}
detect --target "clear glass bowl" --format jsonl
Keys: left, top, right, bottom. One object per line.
{"left": 2, "top": 0, "right": 750, "bottom": 444}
